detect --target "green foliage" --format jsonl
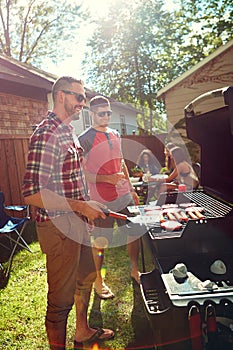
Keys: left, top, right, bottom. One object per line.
{"left": 173, "top": 0, "right": 233, "bottom": 71}
{"left": 0, "top": 243, "right": 48, "bottom": 349}
{"left": 0, "top": 0, "right": 84, "bottom": 66}
{"left": 160, "top": 166, "right": 169, "bottom": 174}
{"left": 131, "top": 166, "right": 143, "bottom": 173}
{"left": 1, "top": 0, "right": 232, "bottom": 132}
{"left": 0, "top": 239, "right": 154, "bottom": 349}
{"left": 82, "top": 0, "right": 233, "bottom": 132}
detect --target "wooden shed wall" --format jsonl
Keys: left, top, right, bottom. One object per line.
{"left": 0, "top": 92, "right": 48, "bottom": 206}
{"left": 164, "top": 45, "right": 233, "bottom": 128}
{"left": 0, "top": 92, "right": 47, "bottom": 136}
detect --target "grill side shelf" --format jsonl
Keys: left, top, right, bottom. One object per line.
{"left": 140, "top": 269, "right": 171, "bottom": 314}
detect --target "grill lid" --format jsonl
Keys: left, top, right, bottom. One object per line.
{"left": 185, "top": 86, "right": 233, "bottom": 204}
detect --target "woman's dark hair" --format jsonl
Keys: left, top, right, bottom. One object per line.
{"left": 136, "top": 149, "right": 154, "bottom": 166}
{"left": 164, "top": 142, "right": 176, "bottom": 170}
{"left": 171, "top": 146, "right": 188, "bottom": 165}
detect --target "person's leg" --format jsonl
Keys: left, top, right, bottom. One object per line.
{"left": 74, "top": 242, "right": 114, "bottom": 343}
{"left": 92, "top": 216, "right": 114, "bottom": 299}
{"left": 45, "top": 252, "right": 73, "bottom": 350}
{"left": 37, "top": 217, "right": 83, "bottom": 350}
{"left": 115, "top": 194, "right": 141, "bottom": 283}
{"left": 92, "top": 245, "right": 114, "bottom": 298}
{"left": 127, "top": 236, "right": 140, "bottom": 283}
{"left": 92, "top": 245, "right": 105, "bottom": 288}
{"left": 74, "top": 242, "right": 95, "bottom": 340}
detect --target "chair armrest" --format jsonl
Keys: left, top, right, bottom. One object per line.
{"left": 5, "top": 205, "right": 30, "bottom": 217}
{"left": 5, "top": 205, "right": 28, "bottom": 211}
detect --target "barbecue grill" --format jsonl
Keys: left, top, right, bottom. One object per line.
{"left": 139, "top": 86, "right": 233, "bottom": 350}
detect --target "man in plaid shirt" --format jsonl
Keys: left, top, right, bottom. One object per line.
{"left": 22, "top": 76, "right": 114, "bottom": 350}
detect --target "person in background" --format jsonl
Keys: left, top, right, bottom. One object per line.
{"left": 162, "top": 142, "right": 175, "bottom": 174}
{"left": 136, "top": 149, "right": 160, "bottom": 176}
{"left": 79, "top": 96, "right": 141, "bottom": 300}
{"left": 22, "top": 77, "right": 114, "bottom": 350}
{"left": 156, "top": 146, "right": 199, "bottom": 195}
{"left": 136, "top": 149, "right": 160, "bottom": 202}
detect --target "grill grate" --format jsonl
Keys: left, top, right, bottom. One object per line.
{"left": 183, "top": 191, "right": 232, "bottom": 217}
{"left": 146, "top": 191, "right": 232, "bottom": 239}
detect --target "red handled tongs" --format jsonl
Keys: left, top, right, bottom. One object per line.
{"left": 205, "top": 304, "right": 218, "bottom": 350}
{"left": 103, "top": 209, "right": 144, "bottom": 225}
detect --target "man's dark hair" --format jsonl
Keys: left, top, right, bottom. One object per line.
{"left": 52, "top": 76, "right": 84, "bottom": 101}
{"left": 89, "top": 95, "right": 110, "bottom": 111}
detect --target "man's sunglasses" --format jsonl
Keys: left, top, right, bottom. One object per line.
{"left": 61, "top": 90, "right": 86, "bottom": 103}
{"left": 96, "top": 111, "right": 112, "bottom": 118}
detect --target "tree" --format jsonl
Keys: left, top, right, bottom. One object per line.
{"left": 82, "top": 0, "right": 233, "bottom": 132}
{"left": 173, "top": 0, "right": 233, "bottom": 70}
{"left": 83, "top": 0, "right": 177, "bottom": 132}
{"left": 0, "top": 0, "right": 84, "bottom": 66}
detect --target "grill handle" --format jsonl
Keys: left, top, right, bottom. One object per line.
{"left": 224, "top": 86, "right": 233, "bottom": 135}
{"left": 184, "top": 86, "right": 233, "bottom": 136}
{"left": 188, "top": 305, "right": 203, "bottom": 350}
{"left": 184, "top": 87, "right": 227, "bottom": 117}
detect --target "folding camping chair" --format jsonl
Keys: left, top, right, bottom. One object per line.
{"left": 0, "top": 191, "right": 32, "bottom": 281}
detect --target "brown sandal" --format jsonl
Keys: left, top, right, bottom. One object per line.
{"left": 73, "top": 327, "right": 114, "bottom": 348}
{"left": 94, "top": 282, "right": 115, "bottom": 299}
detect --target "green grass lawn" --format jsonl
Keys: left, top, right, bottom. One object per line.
{"left": 0, "top": 233, "right": 156, "bottom": 350}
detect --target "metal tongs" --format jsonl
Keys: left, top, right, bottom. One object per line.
{"left": 103, "top": 208, "right": 146, "bottom": 225}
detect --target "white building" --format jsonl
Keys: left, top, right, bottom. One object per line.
{"left": 72, "top": 90, "right": 141, "bottom": 136}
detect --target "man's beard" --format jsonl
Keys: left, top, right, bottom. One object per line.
{"left": 64, "top": 100, "right": 80, "bottom": 120}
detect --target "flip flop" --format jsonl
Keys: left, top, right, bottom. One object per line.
{"left": 94, "top": 282, "right": 115, "bottom": 299}
{"left": 74, "top": 327, "right": 115, "bottom": 348}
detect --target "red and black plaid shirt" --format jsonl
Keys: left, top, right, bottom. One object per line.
{"left": 22, "top": 112, "right": 88, "bottom": 222}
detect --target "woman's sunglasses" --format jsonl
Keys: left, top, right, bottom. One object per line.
{"left": 61, "top": 90, "right": 86, "bottom": 103}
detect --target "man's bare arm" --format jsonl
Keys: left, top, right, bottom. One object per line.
{"left": 24, "top": 189, "right": 106, "bottom": 221}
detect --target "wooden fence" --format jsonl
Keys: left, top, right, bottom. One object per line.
{"left": 0, "top": 135, "right": 29, "bottom": 206}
